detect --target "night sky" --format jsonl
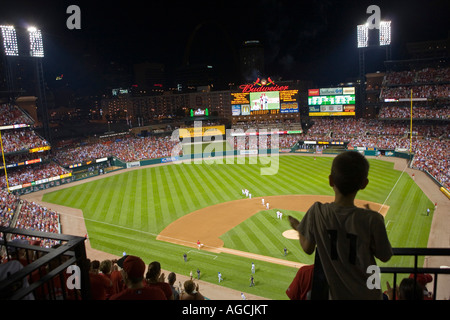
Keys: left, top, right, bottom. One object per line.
{"left": 1, "top": 0, "right": 449, "bottom": 92}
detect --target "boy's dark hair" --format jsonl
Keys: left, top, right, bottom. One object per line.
{"left": 398, "top": 278, "right": 424, "bottom": 300}
{"left": 330, "top": 151, "right": 369, "bottom": 196}
{"left": 146, "top": 261, "right": 161, "bottom": 280}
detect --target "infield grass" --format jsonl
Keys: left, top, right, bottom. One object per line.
{"left": 43, "top": 155, "right": 434, "bottom": 299}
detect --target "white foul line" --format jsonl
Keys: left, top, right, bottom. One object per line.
{"left": 187, "top": 249, "right": 218, "bottom": 260}
{"left": 378, "top": 162, "right": 409, "bottom": 215}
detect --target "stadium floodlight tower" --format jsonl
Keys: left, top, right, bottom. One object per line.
{"left": 0, "top": 24, "right": 51, "bottom": 144}
{"left": 356, "top": 20, "right": 392, "bottom": 116}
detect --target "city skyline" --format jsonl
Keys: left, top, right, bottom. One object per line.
{"left": 1, "top": 0, "right": 449, "bottom": 95}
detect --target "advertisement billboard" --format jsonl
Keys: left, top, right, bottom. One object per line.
{"left": 307, "top": 87, "right": 356, "bottom": 116}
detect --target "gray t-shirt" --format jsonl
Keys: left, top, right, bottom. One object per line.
{"left": 298, "top": 202, "right": 393, "bottom": 300}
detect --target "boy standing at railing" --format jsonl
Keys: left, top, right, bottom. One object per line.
{"left": 289, "top": 151, "right": 393, "bottom": 299}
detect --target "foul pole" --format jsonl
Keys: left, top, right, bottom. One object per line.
{"left": 0, "top": 130, "right": 10, "bottom": 193}
{"left": 410, "top": 89, "right": 413, "bottom": 154}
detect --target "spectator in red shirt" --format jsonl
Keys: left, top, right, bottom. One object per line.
{"left": 109, "top": 255, "right": 166, "bottom": 300}
{"left": 410, "top": 273, "right": 433, "bottom": 300}
{"left": 145, "top": 261, "right": 174, "bottom": 300}
{"left": 286, "top": 264, "right": 314, "bottom": 300}
{"left": 88, "top": 260, "right": 111, "bottom": 300}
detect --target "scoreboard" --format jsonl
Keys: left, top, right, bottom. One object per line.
{"left": 231, "top": 87, "right": 299, "bottom": 116}
{"left": 308, "top": 87, "right": 356, "bottom": 116}
{"left": 308, "top": 94, "right": 355, "bottom": 106}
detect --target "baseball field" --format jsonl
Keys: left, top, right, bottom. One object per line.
{"left": 41, "top": 154, "right": 434, "bottom": 300}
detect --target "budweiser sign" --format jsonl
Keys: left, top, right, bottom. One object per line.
{"left": 239, "top": 84, "right": 289, "bottom": 93}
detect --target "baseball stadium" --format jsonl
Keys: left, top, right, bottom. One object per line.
{"left": 1, "top": 6, "right": 450, "bottom": 303}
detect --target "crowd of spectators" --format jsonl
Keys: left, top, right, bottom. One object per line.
{"left": 381, "top": 67, "right": 450, "bottom": 100}
{"left": 53, "top": 141, "right": 113, "bottom": 167}
{"left": 232, "top": 119, "right": 302, "bottom": 131}
{"left": 307, "top": 118, "right": 410, "bottom": 137}
{"left": 411, "top": 138, "right": 449, "bottom": 189}
{"left": 379, "top": 105, "right": 450, "bottom": 120}
{"left": 52, "top": 135, "right": 181, "bottom": 166}
{"left": 0, "top": 189, "right": 61, "bottom": 247}
{"left": 227, "top": 134, "right": 302, "bottom": 151}
{"left": 303, "top": 118, "right": 449, "bottom": 189}
{"left": 11, "top": 200, "right": 61, "bottom": 248}
{"left": 1, "top": 152, "right": 51, "bottom": 167}
{"left": 1, "top": 247, "right": 208, "bottom": 300}
{"left": 1, "top": 129, "right": 50, "bottom": 154}
{"left": 0, "top": 162, "right": 70, "bottom": 189}
{"left": 0, "top": 104, "right": 34, "bottom": 126}
{"left": 0, "top": 189, "right": 19, "bottom": 229}
{"left": 381, "top": 84, "right": 450, "bottom": 100}
{"left": 383, "top": 67, "right": 450, "bottom": 86}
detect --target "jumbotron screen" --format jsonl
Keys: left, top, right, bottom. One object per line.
{"left": 231, "top": 86, "right": 299, "bottom": 116}
{"left": 308, "top": 87, "right": 356, "bottom": 116}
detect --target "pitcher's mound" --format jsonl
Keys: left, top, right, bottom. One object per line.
{"left": 282, "top": 229, "right": 299, "bottom": 240}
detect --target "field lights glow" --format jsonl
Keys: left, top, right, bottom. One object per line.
{"left": 357, "top": 21, "right": 391, "bottom": 47}
{"left": 357, "top": 24, "right": 369, "bottom": 48}
{"left": 0, "top": 25, "right": 44, "bottom": 57}
{"left": 29, "top": 28, "right": 44, "bottom": 57}
{"left": 0, "top": 25, "right": 19, "bottom": 56}
{"left": 379, "top": 21, "right": 391, "bottom": 46}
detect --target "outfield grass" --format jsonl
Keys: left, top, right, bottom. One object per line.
{"left": 42, "top": 155, "right": 434, "bottom": 299}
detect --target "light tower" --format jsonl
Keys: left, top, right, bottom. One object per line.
{"left": 356, "top": 20, "right": 392, "bottom": 116}
{"left": 0, "top": 24, "right": 51, "bottom": 144}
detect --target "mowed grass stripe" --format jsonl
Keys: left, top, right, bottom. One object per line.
{"left": 278, "top": 157, "right": 329, "bottom": 195}
{"left": 162, "top": 165, "right": 184, "bottom": 222}
{"left": 111, "top": 173, "right": 129, "bottom": 226}
{"left": 69, "top": 181, "right": 94, "bottom": 209}
{"left": 273, "top": 157, "right": 309, "bottom": 194}
{"left": 190, "top": 164, "right": 225, "bottom": 204}
{"left": 230, "top": 164, "right": 274, "bottom": 197}
{"left": 160, "top": 166, "right": 178, "bottom": 223}
{"left": 130, "top": 170, "right": 142, "bottom": 229}
{"left": 100, "top": 174, "right": 121, "bottom": 223}
{"left": 148, "top": 168, "right": 161, "bottom": 234}
{"left": 230, "top": 221, "right": 261, "bottom": 253}
{"left": 84, "top": 178, "right": 108, "bottom": 220}
{"left": 139, "top": 169, "right": 149, "bottom": 232}
{"left": 154, "top": 167, "right": 174, "bottom": 231}
{"left": 176, "top": 164, "right": 203, "bottom": 212}
{"left": 219, "top": 163, "right": 264, "bottom": 196}
{"left": 167, "top": 165, "right": 192, "bottom": 215}
{"left": 203, "top": 164, "right": 241, "bottom": 202}
{"left": 253, "top": 213, "right": 291, "bottom": 255}
{"left": 244, "top": 212, "right": 287, "bottom": 257}
{"left": 89, "top": 178, "right": 114, "bottom": 221}
{"left": 118, "top": 170, "right": 137, "bottom": 227}
{"left": 54, "top": 183, "right": 83, "bottom": 206}
{"left": 178, "top": 164, "right": 210, "bottom": 208}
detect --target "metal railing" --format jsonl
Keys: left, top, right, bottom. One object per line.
{"left": 311, "top": 247, "right": 450, "bottom": 300}
{"left": 380, "top": 247, "right": 450, "bottom": 300}
{"left": 1, "top": 227, "right": 449, "bottom": 300}
{"left": 0, "top": 227, "right": 91, "bottom": 300}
